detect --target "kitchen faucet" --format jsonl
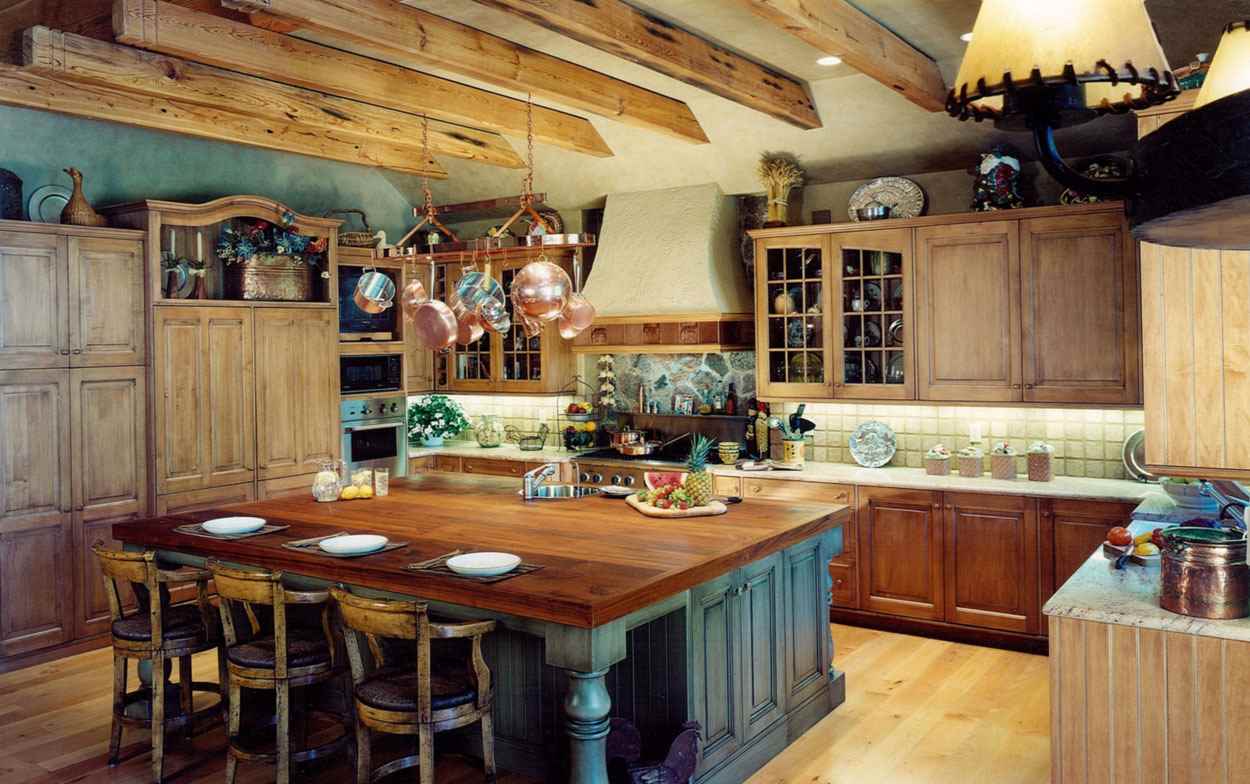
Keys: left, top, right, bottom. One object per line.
{"left": 522, "top": 462, "right": 560, "bottom": 500}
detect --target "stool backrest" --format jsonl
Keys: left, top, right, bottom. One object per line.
{"left": 331, "top": 588, "right": 434, "bottom": 719}
{"left": 91, "top": 544, "right": 164, "bottom": 646}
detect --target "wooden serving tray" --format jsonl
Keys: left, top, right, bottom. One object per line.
{"left": 626, "top": 494, "right": 728, "bottom": 518}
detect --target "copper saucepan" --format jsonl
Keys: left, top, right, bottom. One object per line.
{"left": 614, "top": 432, "right": 689, "bottom": 457}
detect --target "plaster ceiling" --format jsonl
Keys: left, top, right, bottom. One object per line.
{"left": 390, "top": 0, "right": 1244, "bottom": 212}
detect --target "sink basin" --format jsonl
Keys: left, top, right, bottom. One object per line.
{"left": 523, "top": 484, "right": 602, "bottom": 500}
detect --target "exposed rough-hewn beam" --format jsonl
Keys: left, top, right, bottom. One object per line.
{"left": 220, "top": 0, "right": 711, "bottom": 144}
{"left": 114, "top": 0, "right": 613, "bottom": 157}
{"left": 738, "top": 0, "right": 947, "bottom": 113}
{"left": 468, "top": 0, "right": 820, "bottom": 129}
{"left": 0, "top": 62, "right": 447, "bottom": 176}
{"left": 20, "top": 25, "right": 523, "bottom": 168}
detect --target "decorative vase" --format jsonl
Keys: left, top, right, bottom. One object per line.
{"left": 991, "top": 453, "right": 1017, "bottom": 480}
{"left": 424, "top": 435, "right": 445, "bottom": 447}
{"left": 0, "top": 168, "right": 21, "bottom": 221}
{"left": 475, "top": 415, "right": 503, "bottom": 448}
{"left": 1028, "top": 452, "right": 1054, "bottom": 482}
{"left": 60, "top": 167, "right": 108, "bottom": 227}
{"left": 958, "top": 455, "right": 982, "bottom": 478}
{"left": 782, "top": 438, "right": 805, "bottom": 467}
{"left": 925, "top": 457, "right": 950, "bottom": 476}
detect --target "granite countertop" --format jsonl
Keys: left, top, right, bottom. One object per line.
{"left": 408, "top": 443, "right": 591, "bottom": 462}
{"left": 1044, "top": 540, "right": 1250, "bottom": 644}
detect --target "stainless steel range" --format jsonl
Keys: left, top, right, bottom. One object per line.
{"left": 574, "top": 447, "right": 688, "bottom": 488}
{"left": 340, "top": 394, "right": 407, "bottom": 477}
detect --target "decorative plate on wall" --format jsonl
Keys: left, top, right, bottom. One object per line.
{"left": 848, "top": 177, "right": 926, "bottom": 221}
{"left": 849, "top": 421, "right": 897, "bottom": 468}
{"left": 27, "top": 184, "right": 70, "bottom": 223}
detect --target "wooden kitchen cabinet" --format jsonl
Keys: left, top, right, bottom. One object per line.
{"left": 155, "top": 483, "right": 256, "bottom": 515}
{"left": 0, "top": 230, "right": 68, "bottom": 369}
{"left": 1042, "top": 498, "right": 1138, "bottom": 599}
{"left": 67, "top": 236, "right": 145, "bottom": 367}
{"left": 857, "top": 486, "right": 944, "bottom": 620}
{"left": 461, "top": 457, "right": 527, "bottom": 477}
{"left": 943, "top": 492, "right": 1040, "bottom": 635}
{"left": 255, "top": 308, "right": 339, "bottom": 481}
{"left": 754, "top": 234, "right": 833, "bottom": 399}
{"left": 831, "top": 228, "right": 914, "bottom": 399}
{"left": 739, "top": 553, "right": 784, "bottom": 741}
{"left": 1020, "top": 214, "right": 1140, "bottom": 404}
{"left": 915, "top": 220, "right": 1022, "bottom": 401}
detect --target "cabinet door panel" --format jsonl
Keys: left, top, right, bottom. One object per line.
{"left": 754, "top": 236, "right": 833, "bottom": 399}
{"left": 0, "top": 516, "right": 72, "bottom": 657}
{"left": 1021, "top": 214, "right": 1139, "bottom": 404}
{"left": 205, "top": 311, "right": 254, "bottom": 487}
{"left": 943, "top": 493, "right": 1039, "bottom": 634}
{"left": 0, "top": 370, "right": 70, "bottom": 523}
{"left": 858, "top": 486, "right": 943, "bottom": 619}
{"left": 76, "top": 514, "right": 138, "bottom": 639}
{"left": 155, "top": 483, "right": 256, "bottom": 515}
{"left": 67, "top": 237, "right": 145, "bottom": 367}
{"left": 255, "top": 309, "right": 337, "bottom": 481}
{"left": 71, "top": 367, "right": 146, "bottom": 521}
{"left": 0, "top": 232, "right": 67, "bottom": 369}
{"left": 785, "top": 538, "right": 831, "bottom": 707}
{"left": 916, "top": 222, "right": 1022, "bottom": 401}
{"left": 1044, "top": 499, "right": 1137, "bottom": 599}
{"left": 740, "top": 553, "right": 784, "bottom": 739}
{"left": 691, "top": 573, "right": 742, "bottom": 770}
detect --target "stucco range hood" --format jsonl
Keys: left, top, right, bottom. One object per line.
{"left": 575, "top": 183, "right": 754, "bottom": 354}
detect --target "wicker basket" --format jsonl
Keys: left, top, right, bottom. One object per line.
{"left": 991, "top": 453, "right": 1017, "bottom": 480}
{"left": 1027, "top": 452, "right": 1054, "bottom": 482}
{"left": 925, "top": 457, "right": 950, "bottom": 476}
{"left": 325, "top": 209, "right": 380, "bottom": 248}
{"left": 958, "top": 455, "right": 983, "bottom": 478}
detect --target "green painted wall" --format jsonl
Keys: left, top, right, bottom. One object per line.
{"left": 0, "top": 106, "right": 420, "bottom": 239}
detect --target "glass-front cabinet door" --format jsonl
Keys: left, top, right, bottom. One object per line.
{"left": 498, "top": 261, "right": 546, "bottom": 392}
{"left": 832, "top": 228, "right": 914, "bottom": 400}
{"left": 755, "top": 236, "right": 833, "bottom": 399}
{"left": 446, "top": 265, "right": 494, "bottom": 392}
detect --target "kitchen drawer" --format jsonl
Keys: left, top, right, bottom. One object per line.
{"left": 257, "top": 474, "right": 316, "bottom": 500}
{"left": 432, "top": 455, "right": 462, "bottom": 473}
{"left": 155, "top": 483, "right": 256, "bottom": 515}
{"left": 712, "top": 475, "right": 742, "bottom": 497}
{"left": 829, "top": 561, "right": 859, "bottom": 609}
{"left": 462, "top": 457, "right": 525, "bottom": 477}
{"left": 408, "top": 456, "right": 434, "bottom": 474}
{"left": 741, "top": 478, "right": 854, "bottom": 507}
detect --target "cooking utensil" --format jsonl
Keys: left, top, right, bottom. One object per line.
{"left": 202, "top": 516, "right": 266, "bottom": 535}
{"left": 614, "top": 432, "right": 689, "bottom": 457}
{"left": 797, "top": 417, "right": 816, "bottom": 434}
{"left": 610, "top": 428, "right": 645, "bottom": 447}
{"left": 855, "top": 201, "right": 892, "bottom": 221}
{"left": 1160, "top": 527, "right": 1250, "bottom": 619}
{"left": 1122, "top": 429, "right": 1155, "bottom": 482}
{"left": 557, "top": 292, "right": 596, "bottom": 339}
{"left": 411, "top": 298, "right": 458, "bottom": 350}
{"left": 788, "top": 403, "right": 806, "bottom": 436}
{"left": 353, "top": 269, "right": 396, "bottom": 313}
{"left": 449, "top": 291, "right": 486, "bottom": 345}
{"left": 510, "top": 260, "right": 571, "bottom": 321}
{"left": 399, "top": 275, "right": 429, "bottom": 324}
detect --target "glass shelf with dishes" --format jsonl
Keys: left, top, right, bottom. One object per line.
{"left": 833, "top": 229, "right": 914, "bottom": 399}
{"left": 755, "top": 238, "right": 833, "bottom": 398}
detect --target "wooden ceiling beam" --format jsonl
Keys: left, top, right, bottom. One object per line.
{"left": 467, "top": 0, "right": 820, "bottom": 129}
{"left": 737, "top": 0, "right": 947, "bottom": 113}
{"left": 20, "top": 25, "right": 524, "bottom": 168}
{"left": 219, "top": 0, "right": 710, "bottom": 144}
{"left": 0, "top": 62, "right": 447, "bottom": 176}
{"left": 113, "top": 0, "right": 613, "bottom": 157}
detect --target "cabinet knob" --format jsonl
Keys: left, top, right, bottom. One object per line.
{"left": 1012, "top": 383, "right": 1021, "bottom": 389}
{"left": 833, "top": 578, "right": 844, "bottom": 588}
{"left": 932, "top": 502, "right": 941, "bottom": 511}
{"left": 1025, "top": 383, "right": 1035, "bottom": 389}
{"left": 59, "top": 349, "right": 70, "bottom": 355}
{"left": 946, "top": 504, "right": 953, "bottom": 510}
{"left": 71, "top": 349, "right": 81, "bottom": 354}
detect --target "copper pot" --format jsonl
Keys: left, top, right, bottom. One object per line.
{"left": 557, "top": 292, "right": 596, "bottom": 339}
{"left": 510, "top": 260, "right": 571, "bottom": 321}
{"left": 353, "top": 269, "right": 395, "bottom": 313}
{"left": 399, "top": 277, "right": 428, "bottom": 324}
{"left": 1160, "top": 527, "right": 1250, "bottom": 619}
{"left": 411, "top": 299, "right": 458, "bottom": 351}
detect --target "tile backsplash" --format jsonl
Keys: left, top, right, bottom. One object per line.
{"left": 408, "top": 393, "right": 576, "bottom": 446}
{"left": 770, "top": 402, "right": 1144, "bottom": 479}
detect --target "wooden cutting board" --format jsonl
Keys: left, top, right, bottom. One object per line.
{"left": 625, "top": 494, "right": 728, "bottom": 518}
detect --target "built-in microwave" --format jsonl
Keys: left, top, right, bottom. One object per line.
{"left": 339, "top": 265, "right": 398, "bottom": 340}
{"left": 340, "top": 354, "right": 404, "bottom": 395}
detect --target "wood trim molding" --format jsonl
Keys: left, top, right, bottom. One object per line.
{"left": 469, "top": 0, "right": 818, "bottom": 130}
{"left": 571, "top": 314, "right": 754, "bottom": 353}
{"left": 113, "top": 0, "right": 612, "bottom": 157}
{"left": 736, "top": 0, "right": 946, "bottom": 113}
{"left": 220, "top": 0, "right": 709, "bottom": 144}
{"left": 748, "top": 202, "right": 1128, "bottom": 239}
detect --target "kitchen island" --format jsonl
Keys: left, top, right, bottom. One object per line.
{"left": 112, "top": 473, "right": 849, "bottom": 783}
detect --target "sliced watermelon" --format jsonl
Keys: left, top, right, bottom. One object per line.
{"left": 644, "top": 470, "right": 688, "bottom": 490}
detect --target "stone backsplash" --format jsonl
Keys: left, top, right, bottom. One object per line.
{"left": 611, "top": 352, "right": 756, "bottom": 412}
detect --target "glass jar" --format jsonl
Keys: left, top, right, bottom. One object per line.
{"left": 312, "top": 459, "right": 346, "bottom": 502}
{"left": 475, "top": 414, "right": 504, "bottom": 448}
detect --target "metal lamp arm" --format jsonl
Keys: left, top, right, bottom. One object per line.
{"left": 1032, "top": 124, "right": 1135, "bottom": 200}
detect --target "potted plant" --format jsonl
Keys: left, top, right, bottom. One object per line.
{"left": 216, "top": 213, "right": 329, "bottom": 301}
{"left": 408, "top": 395, "right": 469, "bottom": 447}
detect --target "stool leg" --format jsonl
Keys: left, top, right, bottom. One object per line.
{"left": 224, "top": 680, "right": 241, "bottom": 784}
{"left": 480, "top": 711, "right": 497, "bottom": 782}
{"left": 418, "top": 724, "right": 434, "bottom": 784}
{"left": 276, "top": 680, "right": 291, "bottom": 784}
{"left": 216, "top": 645, "right": 228, "bottom": 722}
{"left": 354, "top": 720, "right": 371, "bottom": 784}
{"left": 178, "top": 655, "right": 193, "bottom": 738}
{"left": 108, "top": 654, "right": 126, "bottom": 766}
{"left": 151, "top": 653, "right": 166, "bottom": 784}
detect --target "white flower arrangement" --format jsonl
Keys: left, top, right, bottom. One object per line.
{"left": 407, "top": 395, "right": 469, "bottom": 443}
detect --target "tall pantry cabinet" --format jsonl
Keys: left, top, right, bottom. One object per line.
{"left": 0, "top": 221, "right": 147, "bottom": 659}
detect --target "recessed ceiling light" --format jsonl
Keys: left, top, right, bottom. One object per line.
{"left": 960, "top": 32, "right": 974, "bottom": 42}
{"left": 816, "top": 55, "right": 842, "bottom": 66}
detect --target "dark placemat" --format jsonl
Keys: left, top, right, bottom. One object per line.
{"left": 282, "top": 536, "right": 409, "bottom": 559}
{"left": 405, "top": 551, "right": 544, "bottom": 584}
{"left": 174, "top": 523, "right": 289, "bottom": 541}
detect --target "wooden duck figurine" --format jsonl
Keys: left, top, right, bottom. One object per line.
{"left": 60, "top": 167, "right": 108, "bottom": 227}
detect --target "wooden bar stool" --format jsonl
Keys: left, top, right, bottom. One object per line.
{"left": 208, "top": 562, "right": 349, "bottom": 784}
{"left": 331, "top": 587, "right": 498, "bottom": 784}
{"left": 92, "top": 545, "right": 224, "bottom": 784}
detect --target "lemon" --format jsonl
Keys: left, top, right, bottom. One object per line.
{"left": 339, "top": 486, "right": 359, "bottom": 501}
{"left": 1134, "top": 542, "right": 1159, "bottom": 557}
{"left": 585, "top": 421, "right": 597, "bottom": 432}
{"left": 358, "top": 485, "right": 374, "bottom": 499}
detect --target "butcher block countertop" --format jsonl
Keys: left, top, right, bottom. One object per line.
{"left": 113, "top": 474, "right": 848, "bottom": 629}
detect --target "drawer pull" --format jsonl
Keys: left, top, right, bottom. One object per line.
{"left": 833, "top": 578, "right": 844, "bottom": 588}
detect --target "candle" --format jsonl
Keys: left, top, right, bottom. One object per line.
{"left": 969, "top": 422, "right": 983, "bottom": 444}
{"left": 196, "top": 231, "right": 203, "bottom": 262}
{"left": 168, "top": 228, "right": 175, "bottom": 254}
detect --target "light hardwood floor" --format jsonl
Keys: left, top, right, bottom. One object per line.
{"left": 0, "top": 625, "right": 1049, "bottom": 783}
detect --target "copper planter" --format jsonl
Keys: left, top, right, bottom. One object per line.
{"left": 1160, "top": 527, "right": 1250, "bottom": 619}
{"left": 225, "top": 253, "right": 315, "bottom": 301}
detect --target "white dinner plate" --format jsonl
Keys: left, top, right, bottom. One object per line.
{"left": 202, "top": 516, "right": 266, "bottom": 535}
{"left": 319, "top": 534, "right": 388, "bottom": 556}
{"left": 446, "top": 552, "right": 521, "bottom": 577}
{"left": 599, "top": 485, "right": 632, "bottom": 498}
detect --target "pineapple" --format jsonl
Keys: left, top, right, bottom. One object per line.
{"left": 683, "top": 435, "right": 714, "bottom": 507}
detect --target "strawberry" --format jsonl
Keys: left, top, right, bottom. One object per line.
{"left": 655, "top": 498, "right": 672, "bottom": 509}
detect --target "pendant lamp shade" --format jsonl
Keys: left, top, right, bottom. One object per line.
{"left": 1196, "top": 22, "right": 1250, "bottom": 108}
{"left": 949, "top": 0, "right": 1177, "bottom": 125}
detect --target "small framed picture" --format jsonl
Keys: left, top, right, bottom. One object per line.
{"left": 673, "top": 394, "right": 694, "bottom": 415}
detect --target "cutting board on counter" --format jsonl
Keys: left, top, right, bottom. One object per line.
{"left": 625, "top": 494, "right": 728, "bottom": 518}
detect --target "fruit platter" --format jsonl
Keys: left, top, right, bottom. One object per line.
{"left": 626, "top": 437, "right": 729, "bottom": 519}
{"left": 1102, "top": 525, "right": 1164, "bottom": 567}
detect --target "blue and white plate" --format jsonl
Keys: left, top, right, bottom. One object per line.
{"left": 849, "top": 421, "right": 897, "bottom": 468}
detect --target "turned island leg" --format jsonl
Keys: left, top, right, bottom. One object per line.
{"left": 563, "top": 669, "right": 612, "bottom": 784}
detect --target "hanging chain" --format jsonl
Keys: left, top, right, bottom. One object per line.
{"left": 521, "top": 92, "right": 535, "bottom": 208}
{"left": 421, "top": 114, "right": 436, "bottom": 223}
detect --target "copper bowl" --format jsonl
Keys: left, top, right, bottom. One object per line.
{"left": 510, "top": 260, "right": 571, "bottom": 321}
{"left": 557, "top": 292, "right": 596, "bottom": 338}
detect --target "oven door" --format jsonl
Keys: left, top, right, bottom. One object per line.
{"left": 341, "top": 419, "right": 407, "bottom": 476}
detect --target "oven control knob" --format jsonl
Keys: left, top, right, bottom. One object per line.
{"left": 623, "top": 475, "right": 636, "bottom": 487}
{"left": 591, "top": 472, "right": 604, "bottom": 484}
{"left": 390, "top": 403, "right": 400, "bottom": 412}
{"left": 610, "top": 474, "right": 622, "bottom": 486}
{"left": 579, "top": 472, "right": 591, "bottom": 483}
{"left": 362, "top": 406, "right": 372, "bottom": 415}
